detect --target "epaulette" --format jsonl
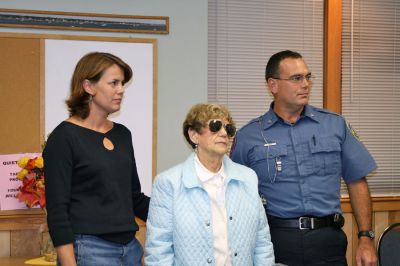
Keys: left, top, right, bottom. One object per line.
{"left": 313, "top": 107, "right": 361, "bottom": 141}
{"left": 312, "top": 106, "right": 340, "bottom": 117}
{"left": 238, "top": 116, "right": 263, "bottom": 131}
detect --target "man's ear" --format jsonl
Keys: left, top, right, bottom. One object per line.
{"left": 83, "top": 79, "right": 96, "bottom": 96}
{"left": 267, "top": 78, "right": 278, "bottom": 95}
{"left": 188, "top": 128, "right": 199, "bottom": 145}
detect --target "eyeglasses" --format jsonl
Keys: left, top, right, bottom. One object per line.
{"left": 208, "top": 119, "right": 236, "bottom": 137}
{"left": 272, "top": 74, "right": 315, "bottom": 83}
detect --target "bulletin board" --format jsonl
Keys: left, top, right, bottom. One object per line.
{"left": 0, "top": 33, "right": 157, "bottom": 218}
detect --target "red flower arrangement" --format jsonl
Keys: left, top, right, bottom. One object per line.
{"left": 16, "top": 156, "right": 46, "bottom": 209}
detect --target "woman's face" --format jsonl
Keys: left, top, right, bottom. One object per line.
{"left": 191, "top": 118, "right": 233, "bottom": 160}
{"left": 86, "top": 64, "right": 126, "bottom": 116}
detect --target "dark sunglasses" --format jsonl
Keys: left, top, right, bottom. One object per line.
{"left": 208, "top": 119, "right": 236, "bottom": 137}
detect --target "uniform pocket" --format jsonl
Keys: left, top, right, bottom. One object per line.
{"left": 250, "top": 144, "right": 291, "bottom": 182}
{"left": 310, "top": 136, "right": 342, "bottom": 176}
{"left": 251, "top": 144, "right": 287, "bottom": 160}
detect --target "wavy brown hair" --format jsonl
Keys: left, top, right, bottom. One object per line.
{"left": 66, "top": 52, "right": 133, "bottom": 119}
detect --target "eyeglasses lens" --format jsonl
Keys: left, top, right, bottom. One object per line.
{"left": 225, "top": 124, "right": 236, "bottom": 137}
{"left": 209, "top": 120, "right": 222, "bottom": 132}
{"left": 208, "top": 120, "right": 236, "bottom": 137}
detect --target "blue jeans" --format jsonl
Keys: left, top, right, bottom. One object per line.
{"left": 58, "top": 234, "right": 143, "bottom": 266}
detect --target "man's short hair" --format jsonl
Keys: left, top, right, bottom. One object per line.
{"left": 265, "top": 50, "right": 303, "bottom": 81}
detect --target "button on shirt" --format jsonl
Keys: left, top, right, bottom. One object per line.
{"left": 195, "top": 155, "right": 232, "bottom": 266}
{"left": 230, "top": 103, "right": 377, "bottom": 218}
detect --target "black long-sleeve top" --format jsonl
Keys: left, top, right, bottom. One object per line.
{"left": 43, "top": 121, "right": 150, "bottom": 247}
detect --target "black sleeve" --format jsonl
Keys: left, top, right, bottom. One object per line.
{"left": 129, "top": 136, "right": 150, "bottom": 221}
{"left": 43, "top": 128, "right": 75, "bottom": 247}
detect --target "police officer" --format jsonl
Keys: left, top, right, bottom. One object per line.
{"left": 230, "top": 50, "right": 377, "bottom": 266}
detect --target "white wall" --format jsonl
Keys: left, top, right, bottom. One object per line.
{"left": 0, "top": 0, "right": 208, "bottom": 176}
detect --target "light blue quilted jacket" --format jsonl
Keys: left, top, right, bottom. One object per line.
{"left": 144, "top": 153, "right": 275, "bottom": 266}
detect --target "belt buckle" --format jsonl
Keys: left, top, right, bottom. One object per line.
{"left": 299, "top": 217, "right": 313, "bottom": 230}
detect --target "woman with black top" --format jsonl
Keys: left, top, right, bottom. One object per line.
{"left": 43, "top": 52, "right": 150, "bottom": 266}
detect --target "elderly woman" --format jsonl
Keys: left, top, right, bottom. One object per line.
{"left": 145, "top": 103, "right": 275, "bottom": 265}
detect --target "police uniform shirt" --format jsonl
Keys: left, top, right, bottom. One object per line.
{"left": 230, "top": 103, "right": 377, "bottom": 218}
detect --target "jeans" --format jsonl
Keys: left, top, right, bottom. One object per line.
{"left": 58, "top": 234, "right": 143, "bottom": 266}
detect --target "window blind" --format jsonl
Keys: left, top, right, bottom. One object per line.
{"left": 208, "top": 0, "right": 324, "bottom": 128}
{"left": 342, "top": 0, "right": 400, "bottom": 196}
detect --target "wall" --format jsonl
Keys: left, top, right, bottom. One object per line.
{"left": 0, "top": 0, "right": 208, "bottom": 173}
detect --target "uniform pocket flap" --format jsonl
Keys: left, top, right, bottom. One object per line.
{"left": 253, "top": 144, "right": 288, "bottom": 160}
{"left": 310, "top": 137, "right": 341, "bottom": 153}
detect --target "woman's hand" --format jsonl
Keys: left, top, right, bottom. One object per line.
{"left": 56, "top": 244, "right": 77, "bottom": 266}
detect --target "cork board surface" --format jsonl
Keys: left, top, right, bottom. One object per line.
{"left": 0, "top": 37, "right": 42, "bottom": 154}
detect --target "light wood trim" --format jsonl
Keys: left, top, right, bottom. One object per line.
{"left": 152, "top": 40, "right": 158, "bottom": 180}
{"left": 341, "top": 197, "right": 400, "bottom": 212}
{"left": 0, "top": 211, "right": 46, "bottom": 231}
{"left": 0, "top": 256, "right": 50, "bottom": 265}
{"left": 374, "top": 212, "right": 389, "bottom": 246}
{"left": 389, "top": 211, "right": 400, "bottom": 224}
{"left": 343, "top": 213, "right": 353, "bottom": 264}
{"left": 39, "top": 39, "right": 45, "bottom": 148}
{"left": 323, "top": 0, "right": 342, "bottom": 113}
{"left": 351, "top": 215, "right": 359, "bottom": 266}
{"left": 0, "top": 32, "right": 157, "bottom": 44}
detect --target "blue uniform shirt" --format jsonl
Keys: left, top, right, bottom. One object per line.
{"left": 230, "top": 103, "right": 377, "bottom": 218}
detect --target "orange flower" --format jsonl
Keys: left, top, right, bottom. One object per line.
{"left": 25, "top": 158, "right": 36, "bottom": 170}
{"left": 16, "top": 155, "right": 46, "bottom": 209}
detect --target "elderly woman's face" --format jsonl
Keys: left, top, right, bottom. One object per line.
{"left": 190, "top": 118, "right": 235, "bottom": 159}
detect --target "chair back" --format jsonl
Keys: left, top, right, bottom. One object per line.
{"left": 378, "top": 223, "right": 400, "bottom": 266}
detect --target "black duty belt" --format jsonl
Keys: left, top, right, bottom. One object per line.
{"left": 267, "top": 214, "right": 344, "bottom": 230}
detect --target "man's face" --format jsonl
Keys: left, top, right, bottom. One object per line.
{"left": 268, "top": 57, "right": 312, "bottom": 110}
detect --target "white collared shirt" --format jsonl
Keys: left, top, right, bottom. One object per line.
{"left": 195, "top": 155, "right": 232, "bottom": 266}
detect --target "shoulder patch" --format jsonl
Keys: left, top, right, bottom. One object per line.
{"left": 346, "top": 121, "right": 360, "bottom": 141}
